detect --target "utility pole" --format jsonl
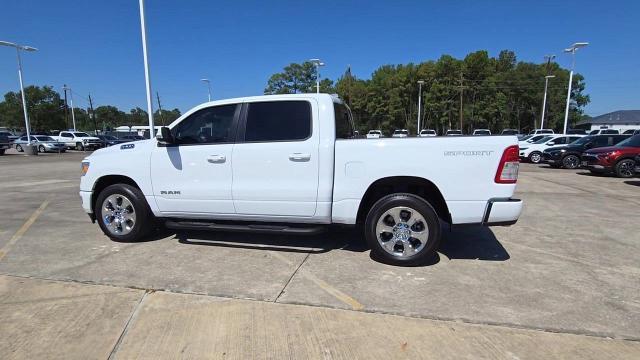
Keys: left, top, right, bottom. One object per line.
{"left": 457, "top": 73, "right": 467, "bottom": 131}
{"left": 63, "top": 85, "right": 69, "bottom": 130}
{"left": 88, "top": 93, "right": 97, "bottom": 134}
{"left": 156, "top": 91, "right": 164, "bottom": 125}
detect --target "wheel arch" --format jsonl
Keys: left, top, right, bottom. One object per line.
{"left": 91, "top": 175, "right": 142, "bottom": 213}
{"left": 356, "top": 176, "right": 451, "bottom": 225}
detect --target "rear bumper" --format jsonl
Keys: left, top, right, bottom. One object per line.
{"left": 482, "top": 198, "right": 522, "bottom": 226}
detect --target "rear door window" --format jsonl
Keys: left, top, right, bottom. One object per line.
{"left": 334, "top": 103, "right": 354, "bottom": 139}
{"left": 244, "top": 101, "right": 311, "bottom": 142}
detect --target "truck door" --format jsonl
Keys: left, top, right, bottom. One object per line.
{"left": 232, "top": 99, "right": 319, "bottom": 217}
{"left": 150, "top": 103, "right": 240, "bottom": 215}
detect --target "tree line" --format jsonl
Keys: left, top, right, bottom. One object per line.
{"left": 0, "top": 85, "right": 181, "bottom": 133}
{"left": 265, "top": 50, "right": 590, "bottom": 135}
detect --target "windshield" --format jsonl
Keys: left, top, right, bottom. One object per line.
{"left": 616, "top": 135, "right": 640, "bottom": 148}
{"left": 533, "top": 136, "right": 554, "bottom": 144}
{"left": 571, "top": 136, "right": 594, "bottom": 146}
{"left": 447, "top": 130, "right": 462, "bottom": 134}
{"left": 35, "top": 136, "right": 55, "bottom": 141}
{"left": 369, "top": 130, "right": 381, "bottom": 134}
{"left": 394, "top": 130, "right": 408, "bottom": 134}
{"left": 527, "top": 135, "right": 546, "bottom": 142}
{"left": 475, "top": 130, "right": 490, "bottom": 135}
{"left": 421, "top": 130, "right": 435, "bottom": 134}
{"left": 74, "top": 132, "right": 91, "bottom": 137}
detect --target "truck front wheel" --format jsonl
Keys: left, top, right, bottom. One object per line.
{"left": 95, "top": 184, "right": 153, "bottom": 242}
{"left": 76, "top": 142, "right": 84, "bottom": 151}
{"left": 364, "top": 193, "right": 441, "bottom": 266}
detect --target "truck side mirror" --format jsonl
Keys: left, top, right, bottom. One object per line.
{"left": 158, "top": 127, "right": 175, "bottom": 145}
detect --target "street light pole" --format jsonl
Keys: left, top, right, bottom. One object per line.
{"left": 309, "top": 59, "right": 325, "bottom": 94}
{"left": 63, "top": 85, "right": 77, "bottom": 131}
{"left": 562, "top": 42, "right": 588, "bottom": 134}
{"left": 540, "top": 75, "right": 555, "bottom": 129}
{"left": 417, "top": 80, "right": 424, "bottom": 133}
{"left": 0, "top": 40, "right": 37, "bottom": 146}
{"left": 138, "top": 0, "right": 155, "bottom": 136}
{"left": 201, "top": 79, "right": 212, "bottom": 101}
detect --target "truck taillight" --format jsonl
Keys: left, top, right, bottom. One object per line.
{"left": 495, "top": 145, "right": 519, "bottom": 184}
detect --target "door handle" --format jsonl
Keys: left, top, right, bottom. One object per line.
{"left": 289, "top": 153, "right": 311, "bottom": 161}
{"left": 207, "top": 155, "right": 226, "bottom": 163}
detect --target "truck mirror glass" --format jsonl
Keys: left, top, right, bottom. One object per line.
{"left": 158, "top": 127, "right": 174, "bottom": 145}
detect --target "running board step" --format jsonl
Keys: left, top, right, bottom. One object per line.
{"left": 164, "top": 220, "right": 327, "bottom": 235}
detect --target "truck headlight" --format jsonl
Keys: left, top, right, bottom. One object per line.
{"left": 81, "top": 161, "right": 90, "bottom": 176}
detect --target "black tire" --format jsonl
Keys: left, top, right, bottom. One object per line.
{"left": 76, "top": 142, "right": 84, "bottom": 151}
{"left": 15, "top": 144, "right": 23, "bottom": 152}
{"left": 95, "top": 184, "right": 154, "bottom": 242}
{"left": 562, "top": 154, "right": 580, "bottom": 169}
{"left": 364, "top": 193, "right": 441, "bottom": 266}
{"left": 615, "top": 159, "right": 635, "bottom": 178}
{"left": 38, "top": 145, "right": 46, "bottom": 153}
{"left": 528, "top": 151, "right": 542, "bottom": 164}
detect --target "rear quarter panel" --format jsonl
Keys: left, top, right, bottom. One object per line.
{"left": 332, "top": 136, "right": 519, "bottom": 224}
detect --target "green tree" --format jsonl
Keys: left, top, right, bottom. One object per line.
{"left": 264, "top": 62, "right": 332, "bottom": 94}
{"left": 0, "top": 86, "right": 66, "bottom": 132}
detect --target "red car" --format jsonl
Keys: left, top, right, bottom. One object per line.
{"left": 581, "top": 135, "right": 640, "bottom": 178}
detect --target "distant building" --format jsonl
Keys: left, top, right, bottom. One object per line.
{"left": 575, "top": 110, "right": 640, "bottom": 132}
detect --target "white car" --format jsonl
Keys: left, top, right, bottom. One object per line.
{"left": 518, "top": 134, "right": 549, "bottom": 148}
{"left": 445, "top": 130, "right": 463, "bottom": 136}
{"left": 519, "top": 134, "right": 584, "bottom": 163}
{"left": 528, "top": 129, "right": 555, "bottom": 135}
{"left": 53, "top": 131, "right": 103, "bottom": 151}
{"left": 79, "top": 94, "right": 522, "bottom": 265}
{"left": 392, "top": 129, "right": 409, "bottom": 138}
{"left": 418, "top": 129, "right": 437, "bottom": 137}
{"left": 588, "top": 129, "right": 619, "bottom": 135}
{"left": 366, "top": 130, "right": 383, "bottom": 139}
{"left": 473, "top": 129, "right": 491, "bottom": 136}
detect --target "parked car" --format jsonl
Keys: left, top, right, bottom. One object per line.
{"left": 589, "top": 129, "right": 619, "bottom": 135}
{"left": 501, "top": 129, "right": 519, "bottom": 136}
{"left": 79, "top": 94, "right": 522, "bottom": 266}
{"left": 392, "top": 129, "right": 409, "bottom": 138}
{"left": 528, "top": 129, "right": 554, "bottom": 135}
{"left": 120, "top": 134, "right": 146, "bottom": 141}
{"left": 473, "top": 129, "right": 491, "bottom": 136}
{"left": 14, "top": 135, "right": 66, "bottom": 153}
{"left": 418, "top": 129, "right": 437, "bottom": 137}
{"left": 567, "top": 129, "right": 588, "bottom": 135}
{"left": 96, "top": 135, "right": 128, "bottom": 147}
{"left": 542, "top": 134, "right": 631, "bottom": 169}
{"left": 445, "top": 130, "right": 463, "bottom": 136}
{"left": 518, "top": 134, "right": 549, "bottom": 148}
{"left": 0, "top": 132, "right": 10, "bottom": 155}
{"left": 52, "top": 131, "right": 103, "bottom": 151}
{"left": 581, "top": 135, "right": 640, "bottom": 178}
{"left": 0, "top": 130, "right": 19, "bottom": 143}
{"left": 519, "top": 135, "right": 584, "bottom": 163}
{"left": 366, "top": 130, "right": 383, "bottom": 139}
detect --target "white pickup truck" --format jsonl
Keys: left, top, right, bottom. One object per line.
{"left": 53, "top": 131, "right": 103, "bottom": 151}
{"left": 80, "top": 94, "right": 522, "bottom": 265}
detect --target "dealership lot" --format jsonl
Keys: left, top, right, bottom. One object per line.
{"left": 0, "top": 150, "right": 639, "bottom": 358}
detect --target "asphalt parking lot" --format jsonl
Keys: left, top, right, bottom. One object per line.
{"left": 1, "top": 148, "right": 639, "bottom": 358}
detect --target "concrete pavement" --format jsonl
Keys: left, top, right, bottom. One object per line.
{"left": 1, "top": 275, "right": 638, "bottom": 360}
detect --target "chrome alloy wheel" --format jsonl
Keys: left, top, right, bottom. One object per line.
{"left": 618, "top": 160, "right": 634, "bottom": 177}
{"left": 101, "top": 194, "right": 136, "bottom": 235}
{"left": 530, "top": 152, "right": 541, "bottom": 163}
{"left": 375, "top": 206, "right": 429, "bottom": 257}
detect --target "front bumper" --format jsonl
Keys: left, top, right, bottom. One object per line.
{"left": 482, "top": 198, "right": 522, "bottom": 226}
{"left": 80, "top": 190, "right": 93, "bottom": 214}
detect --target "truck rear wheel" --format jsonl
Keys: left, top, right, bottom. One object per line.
{"left": 364, "top": 193, "right": 441, "bottom": 266}
{"left": 95, "top": 184, "right": 153, "bottom": 242}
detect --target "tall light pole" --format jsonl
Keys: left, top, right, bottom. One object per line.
{"left": 62, "top": 85, "right": 77, "bottom": 131}
{"left": 417, "top": 80, "right": 425, "bottom": 133}
{"left": 540, "top": 75, "right": 555, "bottom": 129}
{"left": 309, "top": 58, "right": 325, "bottom": 94}
{"left": 138, "top": 0, "right": 155, "bottom": 136}
{"left": 0, "top": 40, "right": 37, "bottom": 147}
{"left": 201, "top": 78, "right": 212, "bottom": 102}
{"left": 562, "top": 42, "right": 588, "bottom": 134}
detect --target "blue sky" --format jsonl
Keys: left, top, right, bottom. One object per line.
{"left": 1, "top": 0, "right": 638, "bottom": 116}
